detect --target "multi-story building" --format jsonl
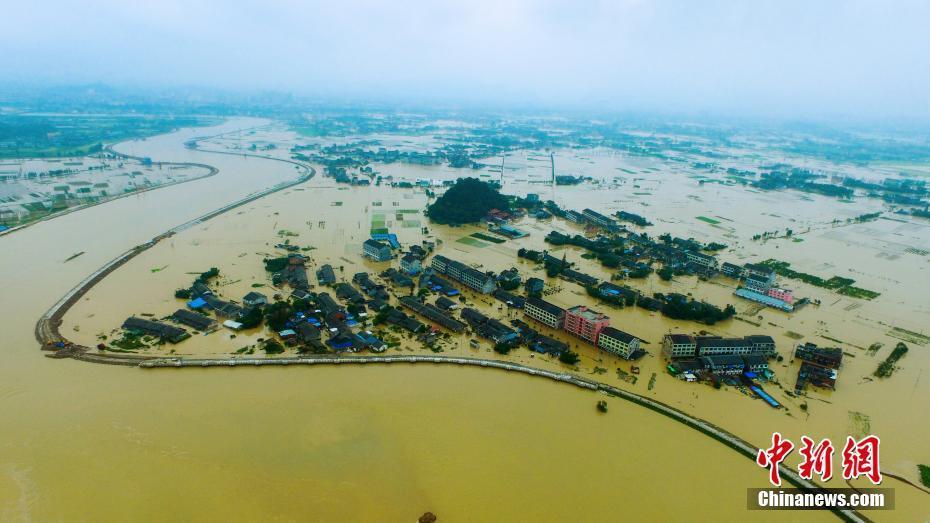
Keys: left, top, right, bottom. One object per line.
{"left": 743, "top": 262, "right": 776, "bottom": 281}
{"left": 745, "top": 335, "right": 777, "bottom": 357}
{"left": 564, "top": 305, "right": 610, "bottom": 344}
{"left": 696, "top": 336, "right": 753, "bottom": 356}
{"left": 581, "top": 208, "right": 619, "bottom": 230}
{"left": 794, "top": 342, "right": 843, "bottom": 369}
{"left": 430, "top": 255, "right": 496, "bottom": 294}
{"left": 685, "top": 250, "right": 719, "bottom": 270}
{"left": 565, "top": 210, "right": 586, "bottom": 224}
{"left": 742, "top": 354, "right": 769, "bottom": 374}
{"left": 524, "top": 296, "right": 565, "bottom": 329}
{"left": 695, "top": 335, "right": 777, "bottom": 357}
{"left": 399, "top": 253, "right": 421, "bottom": 274}
{"left": 430, "top": 254, "right": 451, "bottom": 273}
{"left": 363, "top": 239, "right": 393, "bottom": 262}
{"left": 742, "top": 274, "right": 772, "bottom": 294}
{"left": 766, "top": 287, "right": 793, "bottom": 303}
{"left": 721, "top": 262, "right": 743, "bottom": 278}
{"left": 662, "top": 334, "right": 698, "bottom": 359}
{"left": 596, "top": 327, "right": 640, "bottom": 359}
{"left": 446, "top": 260, "right": 496, "bottom": 294}
{"left": 662, "top": 334, "right": 776, "bottom": 359}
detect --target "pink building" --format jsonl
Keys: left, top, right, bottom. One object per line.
{"left": 564, "top": 306, "right": 610, "bottom": 344}
{"left": 767, "top": 287, "right": 793, "bottom": 304}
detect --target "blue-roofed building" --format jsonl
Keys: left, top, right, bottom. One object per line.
{"left": 371, "top": 233, "right": 401, "bottom": 249}
{"left": 494, "top": 224, "right": 528, "bottom": 238}
{"left": 734, "top": 288, "right": 794, "bottom": 312}
{"left": 187, "top": 297, "right": 208, "bottom": 310}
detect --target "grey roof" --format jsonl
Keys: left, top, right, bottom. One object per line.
{"left": 171, "top": 309, "right": 215, "bottom": 330}
{"left": 599, "top": 327, "right": 638, "bottom": 344}
{"left": 364, "top": 238, "right": 388, "bottom": 249}
{"left": 435, "top": 296, "right": 456, "bottom": 309}
{"left": 122, "top": 317, "right": 188, "bottom": 342}
{"left": 702, "top": 354, "right": 745, "bottom": 367}
{"left": 525, "top": 296, "right": 565, "bottom": 316}
{"left": 243, "top": 291, "right": 267, "bottom": 301}
{"left": 296, "top": 322, "right": 321, "bottom": 340}
{"left": 666, "top": 334, "right": 695, "bottom": 344}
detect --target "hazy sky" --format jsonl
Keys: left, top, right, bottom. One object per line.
{"left": 3, "top": 0, "right": 929, "bottom": 118}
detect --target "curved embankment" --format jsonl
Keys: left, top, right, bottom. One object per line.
{"left": 34, "top": 145, "right": 315, "bottom": 362}
{"left": 140, "top": 354, "right": 866, "bottom": 522}
{"left": 0, "top": 141, "right": 220, "bottom": 238}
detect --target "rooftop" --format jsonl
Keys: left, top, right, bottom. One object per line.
{"left": 599, "top": 326, "right": 638, "bottom": 343}
{"left": 666, "top": 334, "right": 695, "bottom": 344}
{"left": 526, "top": 296, "right": 565, "bottom": 317}
{"left": 567, "top": 305, "right": 608, "bottom": 322}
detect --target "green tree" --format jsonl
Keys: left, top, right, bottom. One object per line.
{"left": 264, "top": 301, "right": 292, "bottom": 332}
{"left": 239, "top": 307, "right": 264, "bottom": 329}
{"left": 263, "top": 339, "right": 284, "bottom": 354}
{"left": 657, "top": 266, "right": 674, "bottom": 281}
{"left": 425, "top": 177, "right": 509, "bottom": 224}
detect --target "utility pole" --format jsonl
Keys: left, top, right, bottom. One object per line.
{"left": 550, "top": 151, "right": 555, "bottom": 185}
{"left": 500, "top": 154, "right": 505, "bottom": 186}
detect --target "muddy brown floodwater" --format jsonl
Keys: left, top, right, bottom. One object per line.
{"left": 1, "top": 119, "right": 927, "bottom": 521}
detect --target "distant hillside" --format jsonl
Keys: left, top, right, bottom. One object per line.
{"left": 426, "top": 177, "right": 509, "bottom": 225}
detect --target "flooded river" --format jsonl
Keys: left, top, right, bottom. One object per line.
{"left": 0, "top": 119, "right": 925, "bottom": 521}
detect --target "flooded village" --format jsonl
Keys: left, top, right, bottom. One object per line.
{"left": 33, "top": 115, "right": 929, "bottom": 520}
{"left": 1, "top": 114, "right": 927, "bottom": 521}
{"left": 5, "top": 2, "right": 930, "bottom": 520}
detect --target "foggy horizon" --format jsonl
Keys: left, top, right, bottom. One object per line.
{"left": 3, "top": 1, "right": 930, "bottom": 120}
